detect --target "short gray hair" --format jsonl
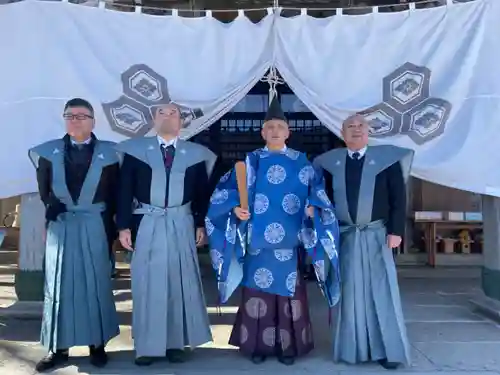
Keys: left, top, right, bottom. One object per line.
{"left": 342, "top": 113, "right": 369, "bottom": 130}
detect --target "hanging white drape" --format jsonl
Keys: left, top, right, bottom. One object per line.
{"left": 275, "top": 0, "right": 500, "bottom": 196}
{"left": 0, "top": 0, "right": 273, "bottom": 198}
{"left": 2, "top": 0, "right": 500, "bottom": 198}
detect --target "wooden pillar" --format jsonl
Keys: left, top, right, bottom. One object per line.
{"left": 14, "top": 193, "right": 45, "bottom": 301}
{"left": 481, "top": 195, "right": 500, "bottom": 301}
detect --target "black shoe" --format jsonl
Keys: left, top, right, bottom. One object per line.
{"left": 89, "top": 345, "right": 108, "bottom": 368}
{"left": 278, "top": 355, "right": 295, "bottom": 366}
{"left": 378, "top": 358, "right": 400, "bottom": 370}
{"left": 250, "top": 354, "right": 266, "bottom": 364}
{"left": 166, "top": 349, "right": 186, "bottom": 363}
{"left": 35, "top": 350, "right": 69, "bottom": 372}
{"left": 134, "top": 356, "right": 153, "bottom": 366}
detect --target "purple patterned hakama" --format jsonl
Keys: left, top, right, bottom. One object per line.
{"left": 229, "top": 276, "right": 314, "bottom": 358}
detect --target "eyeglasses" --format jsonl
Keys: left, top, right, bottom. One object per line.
{"left": 63, "top": 113, "right": 94, "bottom": 120}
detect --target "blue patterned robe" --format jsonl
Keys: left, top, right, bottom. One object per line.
{"left": 206, "top": 148, "right": 341, "bottom": 307}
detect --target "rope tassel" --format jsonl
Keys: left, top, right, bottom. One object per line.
{"left": 260, "top": 66, "right": 285, "bottom": 104}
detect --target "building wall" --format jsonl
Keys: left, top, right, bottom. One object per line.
{"left": 0, "top": 179, "right": 480, "bottom": 228}
{"left": 411, "top": 178, "right": 481, "bottom": 212}
{"left": 0, "top": 196, "right": 21, "bottom": 228}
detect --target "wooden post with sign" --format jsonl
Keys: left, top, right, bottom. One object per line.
{"left": 15, "top": 193, "right": 45, "bottom": 301}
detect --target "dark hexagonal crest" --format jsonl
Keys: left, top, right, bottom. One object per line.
{"left": 383, "top": 62, "right": 431, "bottom": 113}
{"left": 401, "top": 97, "right": 452, "bottom": 145}
{"left": 361, "top": 102, "right": 403, "bottom": 138}
{"left": 102, "top": 95, "right": 153, "bottom": 138}
{"left": 122, "top": 64, "right": 170, "bottom": 106}
{"left": 105, "top": 64, "right": 206, "bottom": 137}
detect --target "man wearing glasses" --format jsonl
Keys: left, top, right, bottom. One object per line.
{"left": 28, "top": 98, "right": 120, "bottom": 372}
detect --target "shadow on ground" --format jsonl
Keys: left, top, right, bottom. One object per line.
{"left": 0, "top": 317, "right": 42, "bottom": 342}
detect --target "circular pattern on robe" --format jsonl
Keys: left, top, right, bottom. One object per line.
{"left": 254, "top": 194, "right": 270, "bottom": 215}
{"left": 284, "top": 300, "right": 302, "bottom": 321}
{"left": 291, "top": 300, "right": 302, "bottom": 321}
{"left": 285, "top": 149, "right": 300, "bottom": 160}
{"left": 210, "top": 189, "right": 229, "bottom": 204}
{"left": 225, "top": 224, "right": 237, "bottom": 244}
{"left": 279, "top": 329, "right": 291, "bottom": 350}
{"left": 254, "top": 268, "right": 274, "bottom": 289}
{"left": 245, "top": 297, "right": 268, "bottom": 319}
{"left": 205, "top": 217, "right": 215, "bottom": 236}
{"left": 313, "top": 260, "right": 325, "bottom": 280}
{"left": 320, "top": 237, "right": 337, "bottom": 259}
{"left": 321, "top": 209, "right": 336, "bottom": 225}
{"left": 219, "top": 170, "right": 231, "bottom": 183}
{"left": 316, "top": 189, "right": 331, "bottom": 206}
{"left": 301, "top": 326, "right": 313, "bottom": 345}
{"left": 264, "top": 223, "right": 286, "bottom": 244}
{"left": 240, "top": 324, "right": 249, "bottom": 344}
{"left": 282, "top": 193, "right": 301, "bottom": 215}
{"left": 266, "top": 165, "right": 287, "bottom": 185}
{"left": 299, "top": 228, "right": 318, "bottom": 249}
{"left": 262, "top": 327, "right": 276, "bottom": 347}
{"left": 247, "top": 247, "right": 261, "bottom": 256}
{"left": 299, "top": 165, "right": 315, "bottom": 186}
{"left": 247, "top": 164, "right": 256, "bottom": 186}
{"left": 274, "top": 249, "right": 294, "bottom": 262}
{"left": 209, "top": 249, "right": 223, "bottom": 270}
{"left": 285, "top": 271, "right": 298, "bottom": 293}
{"left": 284, "top": 302, "right": 290, "bottom": 317}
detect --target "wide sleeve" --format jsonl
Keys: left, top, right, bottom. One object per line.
{"left": 191, "top": 161, "right": 210, "bottom": 228}
{"left": 299, "top": 160, "right": 341, "bottom": 307}
{"left": 36, "top": 156, "right": 52, "bottom": 207}
{"left": 105, "top": 162, "right": 120, "bottom": 218}
{"left": 205, "top": 158, "right": 249, "bottom": 304}
{"left": 36, "top": 156, "right": 66, "bottom": 224}
{"left": 386, "top": 161, "right": 406, "bottom": 237}
{"left": 116, "top": 153, "right": 136, "bottom": 231}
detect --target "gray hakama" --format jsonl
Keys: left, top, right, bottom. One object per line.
{"left": 116, "top": 138, "right": 216, "bottom": 358}
{"left": 315, "top": 145, "right": 413, "bottom": 366}
{"left": 29, "top": 140, "right": 120, "bottom": 351}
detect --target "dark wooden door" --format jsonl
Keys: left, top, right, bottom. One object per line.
{"left": 191, "top": 80, "right": 343, "bottom": 181}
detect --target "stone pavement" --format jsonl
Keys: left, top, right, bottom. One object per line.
{"left": 1, "top": 263, "right": 500, "bottom": 375}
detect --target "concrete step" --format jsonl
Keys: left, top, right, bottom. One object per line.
{"left": 0, "top": 249, "right": 17, "bottom": 266}
{"left": 470, "top": 293, "right": 500, "bottom": 323}
{"left": 0, "top": 227, "right": 19, "bottom": 248}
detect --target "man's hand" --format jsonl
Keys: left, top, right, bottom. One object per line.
{"left": 119, "top": 229, "right": 133, "bottom": 251}
{"left": 234, "top": 207, "right": 250, "bottom": 221}
{"left": 386, "top": 234, "right": 402, "bottom": 249}
{"left": 305, "top": 205, "right": 314, "bottom": 218}
{"left": 196, "top": 227, "right": 206, "bottom": 247}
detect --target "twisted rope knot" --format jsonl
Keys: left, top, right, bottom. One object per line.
{"left": 260, "top": 67, "right": 285, "bottom": 102}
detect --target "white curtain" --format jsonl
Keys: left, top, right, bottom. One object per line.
{"left": 275, "top": 0, "right": 500, "bottom": 196}
{"left": 2, "top": 0, "right": 500, "bottom": 198}
{"left": 0, "top": 1, "right": 273, "bottom": 198}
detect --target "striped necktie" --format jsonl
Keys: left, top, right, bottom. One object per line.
{"left": 161, "top": 144, "right": 175, "bottom": 169}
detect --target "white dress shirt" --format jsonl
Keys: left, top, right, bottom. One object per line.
{"left": 347, "top": 146, "right": 367, "bottom": 159}
{"left": 71, "top": 137, "right": 92, "bottom": 146}
{"left": 157, "top": 135, "right": 178, "bottom": 149}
